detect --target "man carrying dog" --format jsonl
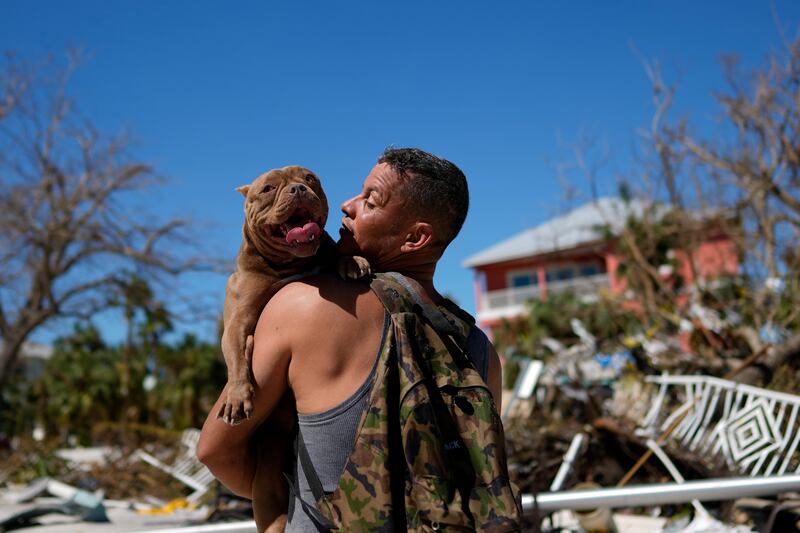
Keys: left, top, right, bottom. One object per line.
{"left": 198, "top": 148, "right": 504, "bottom": 530}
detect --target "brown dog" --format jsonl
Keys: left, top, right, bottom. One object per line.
{"left": 220, "top": 166, "right": 332, "bottom": 425}
{"left": 219, "top": 165, "right": 368, "bottom": 532}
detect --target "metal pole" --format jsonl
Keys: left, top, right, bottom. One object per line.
{"left": 133, "top": 476, "right": 800, "bottom": 530}
{"left": 523, "top": 475, "right": 800, "bottom": 513}
{"left": 130, "top": 522, "right": 257, "bottom": 533}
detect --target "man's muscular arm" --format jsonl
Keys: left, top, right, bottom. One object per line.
{"left": 197, "top": 291, "right": 294, "bottom": 497}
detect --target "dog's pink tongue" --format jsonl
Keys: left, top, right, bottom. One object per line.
{"left": 286, "top": 222, "right": 321, "bottom": 245}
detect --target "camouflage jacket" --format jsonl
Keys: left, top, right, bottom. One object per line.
{"left": 300, "top": 272, "right": 521, "bottom": 532}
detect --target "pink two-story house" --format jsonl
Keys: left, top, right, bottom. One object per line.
{"left": 464, "top": 197, "right": 738, "bottom": 333}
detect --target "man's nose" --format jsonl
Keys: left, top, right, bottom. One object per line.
{"left": 341, "top": 196, "right": 356, "bottom": 216}
{"left": 288, "top": 183, "right": 307, "bottom": 195}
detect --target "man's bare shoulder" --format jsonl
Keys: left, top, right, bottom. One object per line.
{"left": 257, "top": 273, "right": 375, "bottom": 327}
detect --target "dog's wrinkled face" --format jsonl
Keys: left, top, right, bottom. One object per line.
{"left": 237, "top": 165, "right": 328, "bottom": 259}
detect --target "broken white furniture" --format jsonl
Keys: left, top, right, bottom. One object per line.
{"left": 522, "top": 373, "right": 800, "bottom": 516}
{"left": 639, "top": 374, "right": 800, "bottom": 476}
{"left": 134, "top": 428, "right": 215, "bottom": 503}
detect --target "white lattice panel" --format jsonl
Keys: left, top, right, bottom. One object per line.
{"left": 639, "top": 374, "right": 800, "bottom": 476}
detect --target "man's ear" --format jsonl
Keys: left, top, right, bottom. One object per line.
{"left": 400, "top": 222, "right": 434, "bottom": 253}
{"left": 236, "top": 185, "right": 250, "bottom": 197}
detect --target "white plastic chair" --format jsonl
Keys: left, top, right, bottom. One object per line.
{"left": 134, "top": 428, "right": 215, "bottom": 503}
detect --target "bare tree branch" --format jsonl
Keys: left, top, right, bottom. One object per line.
{"left": 0, "top": 54, "right": 220, "bottom": 386}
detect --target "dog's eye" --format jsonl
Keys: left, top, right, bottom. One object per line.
{"left": 304, "top": 174, "right": 316, "bottom": 183}
{"left": 262, "top": 184, "right": 275, "bottom": 193}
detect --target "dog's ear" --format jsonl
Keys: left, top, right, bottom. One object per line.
{"left": 236, "top": 185, "right": 250, "bottom": 197}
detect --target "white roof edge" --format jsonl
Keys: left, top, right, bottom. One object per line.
{"left": 463, "top": 197, "right": 653, "bottom": 268}
{"left": 463, "top": 239, "right": 605, "bottom": 268}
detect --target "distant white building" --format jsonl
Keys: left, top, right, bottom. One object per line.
{"left": 1, "top": 341, "right": 54, "bottom": 379}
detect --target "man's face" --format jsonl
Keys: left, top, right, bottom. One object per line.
{"left": 338, "top": 163, "right": 410, "bottom": 267}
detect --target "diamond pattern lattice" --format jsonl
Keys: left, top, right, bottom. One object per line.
{"left": 642, "top": 375, "right": 800, "bottom": 477}
{"left": 721, "top": 399, "right": 781, "bottom": 470}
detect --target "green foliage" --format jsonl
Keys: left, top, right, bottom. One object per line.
{"left": 0, "top": 276, "right": 227, "bottom": 442}
{"left": 0, "top": 367, "right": 38, "bottom": 439}
{"left": 776, "top": 281, "right": 800, "bottom": 332}
{"left": 610, "top": 206, "right": 687, "bottom": 307}
{"left": 503, "top": 358, "right": 522, "bottom": 389}
{"left": 5, "top": 323, "right": 227, "bottom": 442}
{"left": 36, "top": 323, "right": 130, "bottom": 443}
{"left": 493, "top": 290, "right": 639, "bottom": 357}
{"left": 716, "top": 273, "right": 800, "bottom": 333}
{"left": 156, "top": 334, "right": 227, "bottom": 429}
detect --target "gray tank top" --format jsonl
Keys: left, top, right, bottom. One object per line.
{"left": 285, "top": 312, "right": 492, "bottom": 532}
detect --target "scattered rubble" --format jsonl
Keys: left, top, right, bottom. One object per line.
{"left": 0, "top": 426, "right": 250, "bottom": 532}
{"left": 3, "top": 307, "right": 799, "bottom": 531}
{"left": 502, "top": 313, "right": 800, "bottom": 531}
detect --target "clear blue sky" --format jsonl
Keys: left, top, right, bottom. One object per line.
{"left": 3, "top": 1, "right": 799, "bottom": 343}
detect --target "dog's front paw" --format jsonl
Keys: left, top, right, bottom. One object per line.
{"left": 217, "top": 381, "right": 255, "bottom": 425}
{"left": 337, "top": 255, "right": 371, "bottom": 280}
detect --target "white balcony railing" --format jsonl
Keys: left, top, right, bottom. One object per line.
{"left": 481, "top": 273, "right": 610, "bottom": 317}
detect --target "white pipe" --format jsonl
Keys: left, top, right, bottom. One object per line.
{"left": 46, "top": 479, "right": 80, "bottom": 500}
{"left": 503, "top": 359, "right": 543, "bottom": 419}
{"left": 518, "top": 360, "right": 543, "bottom": 399}
{"left": 131, "top": 477, "right": 800, "bottom": 528}
{"left": 522, "top": 474, "right": 800, "bottom": 513}
{"left": 129, "top": 521, "right": 256, "bottom": 533}
{"left": 549, "top": 433, "right": 585, "bottom": 492}
{"left": 646, "top": 438, "right": 707, "bottom": 516}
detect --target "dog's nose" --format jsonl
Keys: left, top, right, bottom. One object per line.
{"left": 288, "top": 184, "right": 307, "bottom": 195}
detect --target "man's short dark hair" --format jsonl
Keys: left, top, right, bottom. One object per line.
{"left": 378, "top": 147, "right": 469, "bottom": 246}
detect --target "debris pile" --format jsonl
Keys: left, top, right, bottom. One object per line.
{"left": 0, "top": 425, "right": 249, "bottom": 532}
{"left": 500, "top": 309, "right": 800, "bottom": 532}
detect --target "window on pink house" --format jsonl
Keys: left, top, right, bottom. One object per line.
{"left": 547, "top": 267, "right": 575, "bottom": 282}
{"left": 511, "top": 273, "right": 538, "bottom": 287}
{"left": 580, "top": 264, "right": 600, "bottom": 277}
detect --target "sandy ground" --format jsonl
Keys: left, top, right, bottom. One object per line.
{"left": 0, "top": 502, "right": 257, "bottom": 533}
{"left": 0, "top": 501, "right": 669, "bottom": 533}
